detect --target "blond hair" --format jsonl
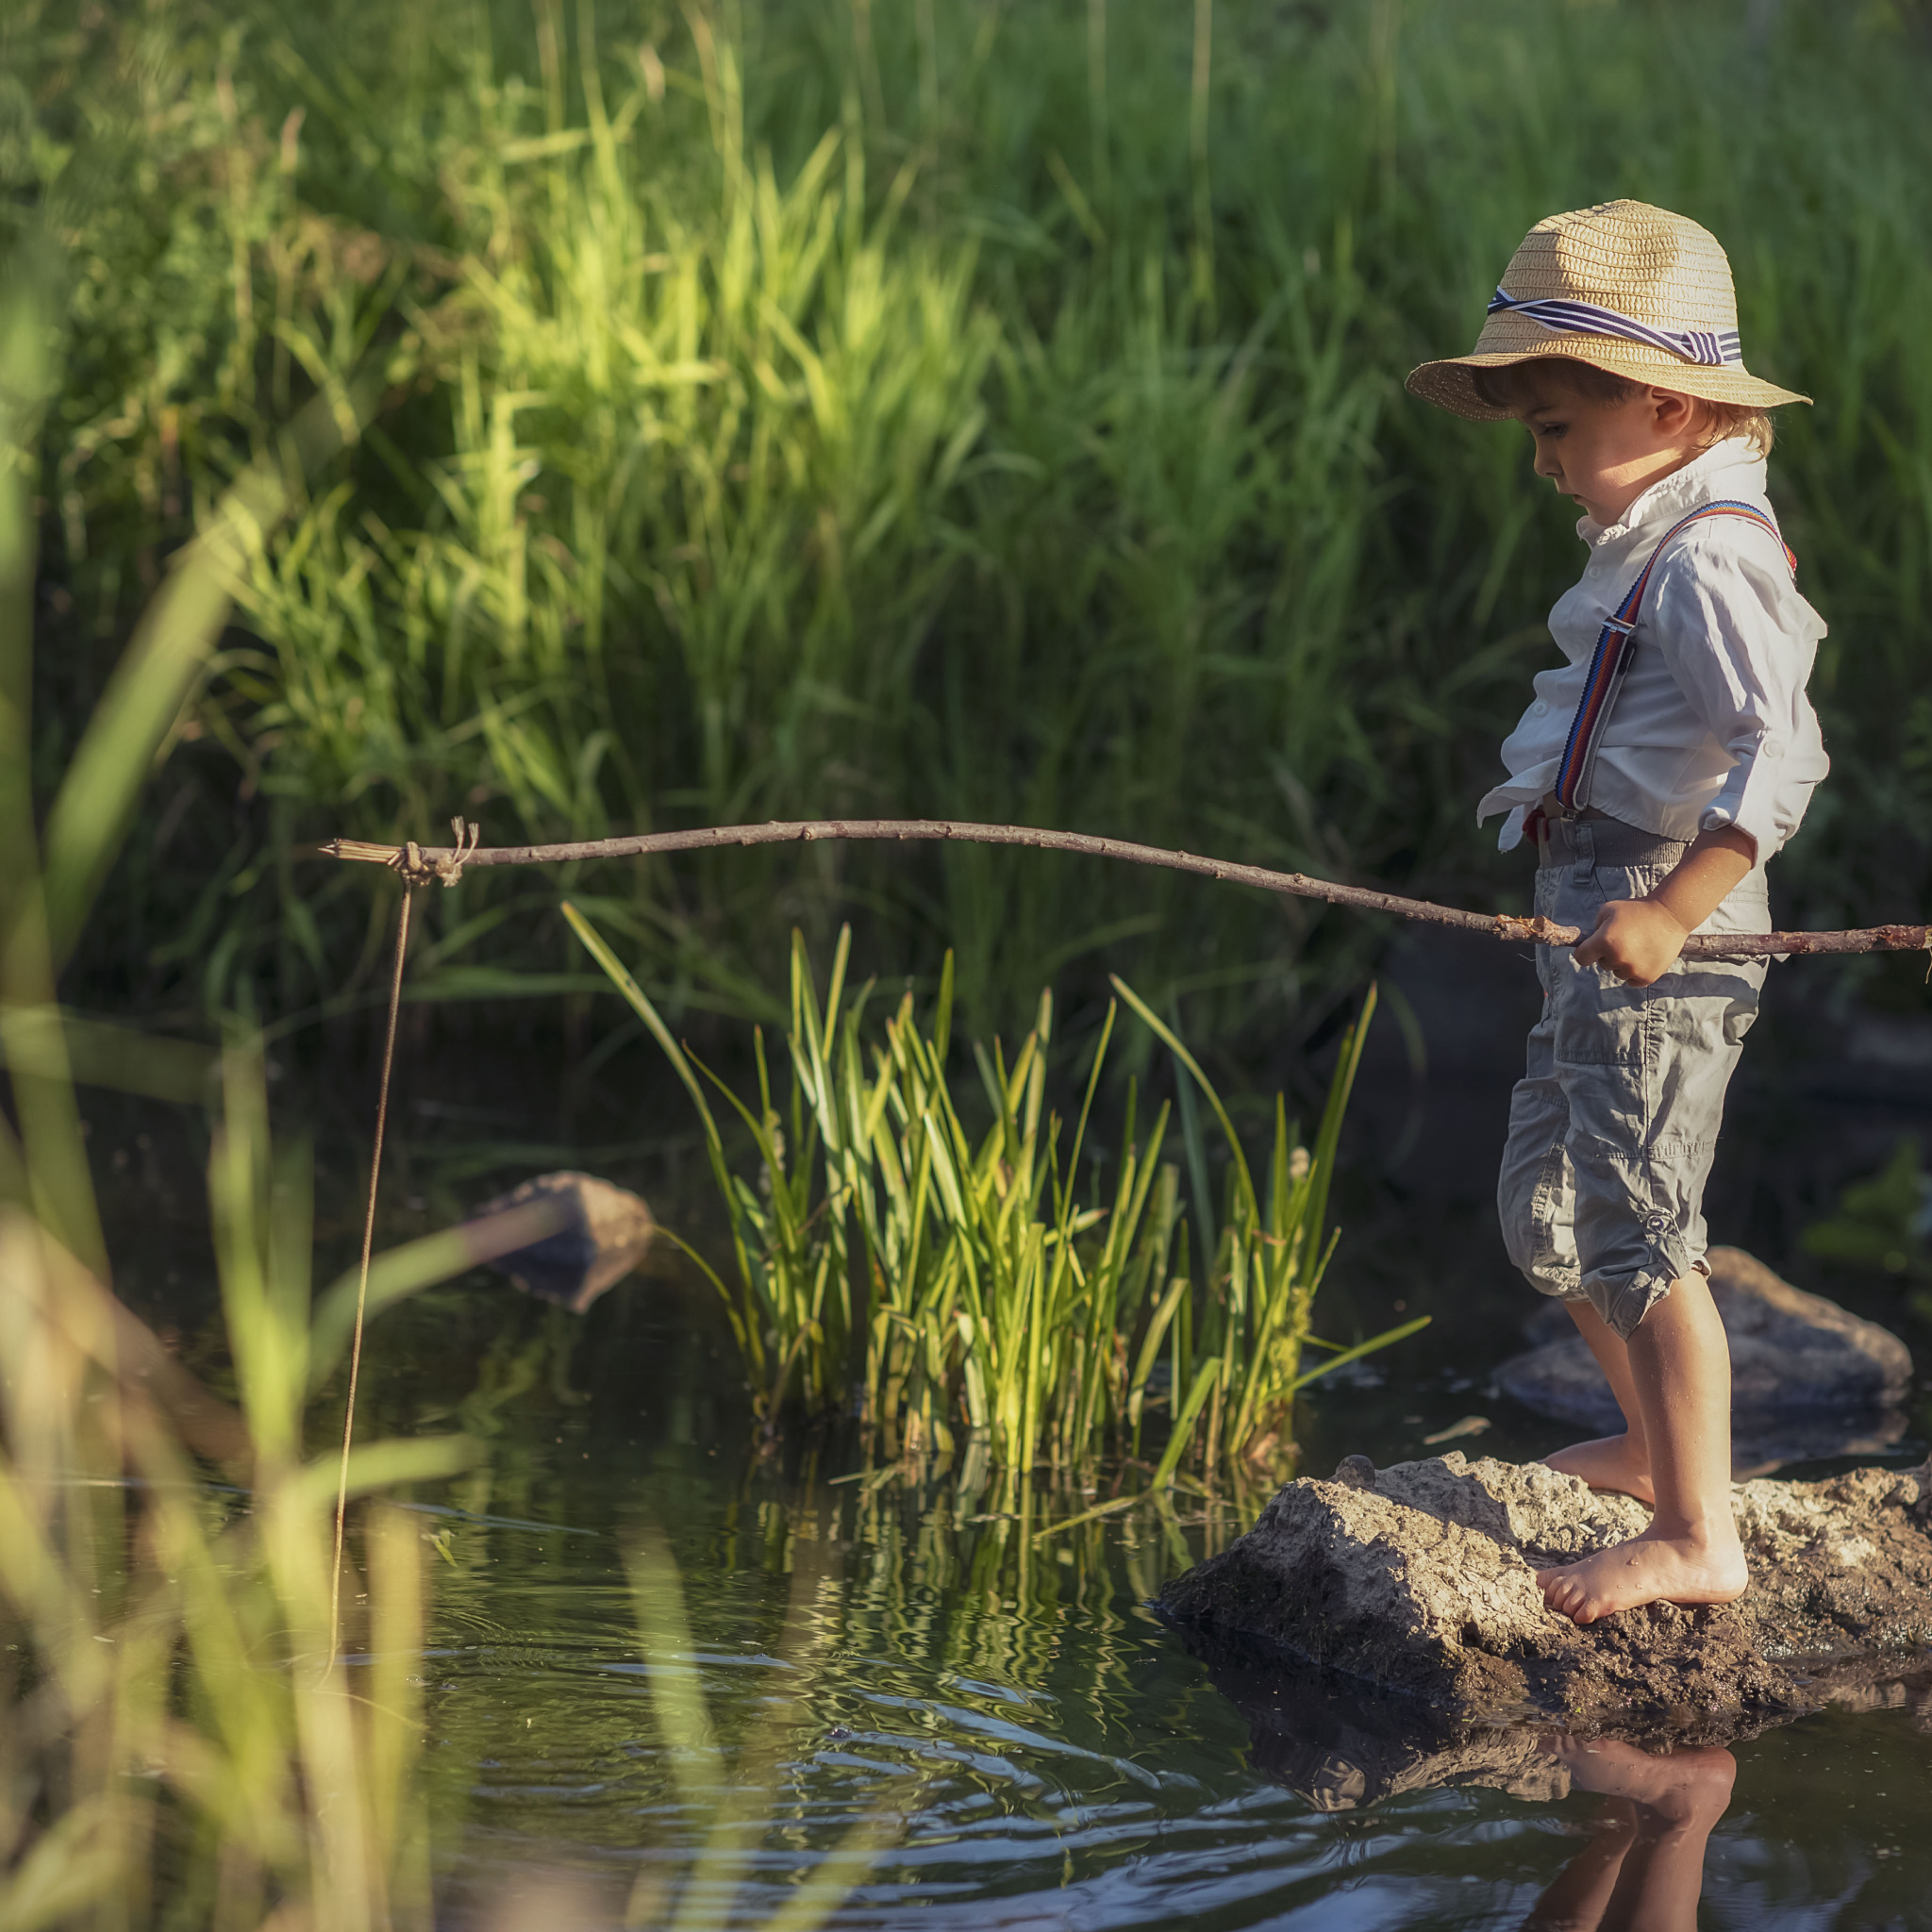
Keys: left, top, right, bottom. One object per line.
{"left": 1468, "top": 357, "right": 1776, "bottom": 457}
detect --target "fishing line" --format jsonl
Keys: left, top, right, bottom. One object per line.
{"left": 328, "top": 877, "right": 416, "bottom": 1658}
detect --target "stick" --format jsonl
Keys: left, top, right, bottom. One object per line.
{"left": 329, "top": 881, "right": 414, "bottom": 1661}
{"left": 317, "top": 819, "right": 1931, "bottom": 963}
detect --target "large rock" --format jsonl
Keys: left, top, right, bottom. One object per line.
{"left": 1495, "top": 1246, "right": 1913, "bottom": 1466}
{"left": 1160, "top": 1450, "right": 1932, "bottom": 1724}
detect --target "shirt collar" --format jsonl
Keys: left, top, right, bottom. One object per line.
{"left": 1576, "top": 438, "right": 1769, "bottom": 547}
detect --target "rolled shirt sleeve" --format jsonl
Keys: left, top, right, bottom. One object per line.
{"left": 1645, "top": 527, "right": 1830, "bottom": 861}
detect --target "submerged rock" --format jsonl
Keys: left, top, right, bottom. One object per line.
{"left": 468, "top": 1172, "right": 655, "bottom": 1313}
{"left": 1160, "top": 1450, "right": 1932, "bottom": 1724}
{"left": 1185, "top": 1638, "right": 1932, "bottom": 1812}
{"left": 1495, "top": 1246, "right": 1913, "bottom": 1466}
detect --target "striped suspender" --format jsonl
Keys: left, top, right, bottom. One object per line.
{"left": 1551, "top": 499, "right": 1797, "bottom": 817}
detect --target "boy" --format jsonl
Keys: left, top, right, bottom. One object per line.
{"left": 1407, "top": 202, "right": 1828, "bottom": 1624}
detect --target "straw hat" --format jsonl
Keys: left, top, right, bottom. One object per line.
{"left": 1407, "top": 200, "right": 1808, "bottom": 420}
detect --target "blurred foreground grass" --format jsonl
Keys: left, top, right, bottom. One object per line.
{"left": 2, "top": 257, "right": 898, "bottom": 1929}
{"left": 11, "top": 0, "right": 1932, "bottom": 1048}
{"left": 1, "top": 254, "right": 450, "bottom": 1923}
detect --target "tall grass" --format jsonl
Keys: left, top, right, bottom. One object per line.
{"left": 567, "top": 910, "right": 1424, "bottom": 1474}
{"left": 3, "top": 245, "right": 888, "bottom": 1927}
{"left": 20, "top": 0, "right": 1932, "bottom": 1041}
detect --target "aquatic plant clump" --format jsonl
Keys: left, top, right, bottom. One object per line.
{"left": 568, "top": 911, "right": 1424, "bottom": 1474}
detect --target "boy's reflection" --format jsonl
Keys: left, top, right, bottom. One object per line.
{"left": 1524, "top": 1735, "right": 1735, "bottom": 1931}
{"left": 1192, "top": 1641, "right": 1740, "bottom": 1922}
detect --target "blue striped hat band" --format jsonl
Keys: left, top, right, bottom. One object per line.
{"left": 1486, "top": 287, "right": 1743, "bottom": 370}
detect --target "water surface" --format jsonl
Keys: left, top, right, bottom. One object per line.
{"left": 90, "top": 969, "right": 1932, "bottom": 1928}
{"left": 341, "top": 1263, "right": 1932, "bottom": 1932}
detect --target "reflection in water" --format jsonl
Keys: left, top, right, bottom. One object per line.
{"left": 1224, "top": 1643, "right": 1741, "bottom": 1929}
{"left": 1524, "top": 1736, "right": 1734, "bottom": 1932}
{"left": 326, "top": 1282, "right": 1932, "bottom": 1928}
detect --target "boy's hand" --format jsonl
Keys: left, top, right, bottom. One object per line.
{"left": 1568, "top": 824, "right": 1759, "bottom": 987}
{"left": 1574, "top": 899, "right": 1690, "bottom": 987}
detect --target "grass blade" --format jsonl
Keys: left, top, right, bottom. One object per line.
{"left": 1289, "top": 1315, "right": 1433, "bottom": 1394}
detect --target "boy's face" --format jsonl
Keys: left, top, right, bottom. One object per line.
{"left": 1511, "top": 377, "right": 1704, "bottom": 527}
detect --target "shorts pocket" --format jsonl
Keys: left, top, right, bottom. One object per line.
{"left": 1554, "top": 974, "right": 1657, "bottom": 1067}
{"left": 1541, "top": 863, "right": 1671, "bottom": 1070}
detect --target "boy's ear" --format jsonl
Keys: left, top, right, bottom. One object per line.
{"left": 1649, "top": 387, "right": 1700, "bottom": 436}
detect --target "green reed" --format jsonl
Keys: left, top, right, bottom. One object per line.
{"left": 25, "top": 0, "right": 1932, "bottom": 1041}
{"left": 568, "top": 908, "right": 1423, "bottom": 1474}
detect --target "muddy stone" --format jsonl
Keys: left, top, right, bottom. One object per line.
{"left": 1160, "top": 1451, "right": 1932, "bottom": 1723}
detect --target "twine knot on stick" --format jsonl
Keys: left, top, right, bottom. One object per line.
{"left": 390, "top": 817, "right": 479, "bottom": 889}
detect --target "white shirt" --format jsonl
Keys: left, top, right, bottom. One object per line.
{"left": 1478, "top": 438, "right": 1829, "bottom": 859}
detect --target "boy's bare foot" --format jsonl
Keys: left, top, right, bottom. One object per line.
{"left": 1543, "top": 1432, "right": 1656, "bottom": 1507}
{"left": 1535, "top": 1525, "right": 1747, "bottom": 1624}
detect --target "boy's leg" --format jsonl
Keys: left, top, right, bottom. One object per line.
{"left": 1543, "top": 1301, "right": 1654, "bottom": 1507}
{"left": 1536, "top": 1268, "right": 1745, "bottom": 1621}
{"left": 1530, "top": 845, "right": 1768, "bottom": 1619}
{"left": 1496, "top": 867, "right": 1660, "bottom": 1498}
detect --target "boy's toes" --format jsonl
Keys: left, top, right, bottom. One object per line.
{"left": 1534, "top": 1563, "right": 1596, "bottom": 1624}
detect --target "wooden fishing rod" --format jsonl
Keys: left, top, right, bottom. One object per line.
{"left": 317, "top": 816, "right": 1930, "bottom": 963}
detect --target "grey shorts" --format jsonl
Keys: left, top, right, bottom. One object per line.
{"left": 1497, "top": 817, "right": 1770, "bottom": 1340}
